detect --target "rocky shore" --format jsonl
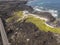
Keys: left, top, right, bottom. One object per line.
{"left": 0, "top": 0, "right": 56, "bottom": 23}
{"left": 7, "top": 21, "right": 60, "bottom": 45}
{"left": 0, "top": 0, "right": 60, "bottom": 45}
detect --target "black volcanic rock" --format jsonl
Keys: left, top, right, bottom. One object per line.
{"left": 0, "top": 0, "right": 28, "bottom": 14}
{"left": 0, "top": 0, "right": 28, "bottom": 11}
{"left": 32, "top": 11, "right": 56, "bottom": 22}
{"left": 5, "top": 21, "right": 59, "bottom": 45}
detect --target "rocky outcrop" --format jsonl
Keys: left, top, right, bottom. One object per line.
{"left": 0, "top": 16, "right": 59, "bottom": 45}
{"left": 5, "top": 21, "right": 59, "bottom": 45}
{"left": 0, "top": 1, "right": 33, "bottom": 17}
{"left": 32, "top": 11, "right": 56, "bottom": 22}
{"left": 0, "top": 0, "right": 27, "bottom": 11}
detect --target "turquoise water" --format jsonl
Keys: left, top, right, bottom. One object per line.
{"left": 27, "top": 0, "right": 60, "bottom": 18}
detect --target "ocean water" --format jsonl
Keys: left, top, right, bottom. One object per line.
{"left": 27, "top": 0, "right": 60, "bottom": 18}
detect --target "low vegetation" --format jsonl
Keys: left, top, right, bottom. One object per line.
{"left": 5, "top": 11, "right": 60, "bottom": 34}
{"left": 25, "top": 15, "right": 60, "bottom": 34}
{"left": 6, "top": 11, "right": 23, "bottom": 23}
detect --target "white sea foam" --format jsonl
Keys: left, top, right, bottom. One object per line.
{"left": 27, "top": 0, "right": 58, "bottom": 18}
{"left": 33, "top": 6, "right": 58, "bottom": 18}
{"left": 33, "top": 6, "right": 44, "bottom": 11}
{"left": 48, "top": 9, "right": 58, "bottom": 18}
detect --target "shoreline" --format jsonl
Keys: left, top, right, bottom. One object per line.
{"left": 27, "top": 6, "right": 60, "bottom": 28}
{"left": 23, "top": 11, "right": 54, "bottom": 28}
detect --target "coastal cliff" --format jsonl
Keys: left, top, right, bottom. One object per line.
{"left": 0, "top": 0, "right": 55, "bottom": 23}
{"left": 0, "top": 0, "right": 60, "bottom": 45}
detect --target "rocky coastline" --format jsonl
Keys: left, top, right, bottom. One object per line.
{"left": 0, "top": 0, "right": 60, "bottom": 45}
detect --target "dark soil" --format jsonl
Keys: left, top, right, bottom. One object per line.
{"left": 5, "top": 21, "right": 59, "bottom": 45}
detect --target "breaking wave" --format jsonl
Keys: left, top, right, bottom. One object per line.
{"left": 33, "top": 6, "right": 58, "bottom": 18}
{"left": 27, "top": 0, "right": 58, "bottom": 18}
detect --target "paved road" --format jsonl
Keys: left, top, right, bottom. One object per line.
{"left": 0, "top": 18, "right": 10, "bottom": 45}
